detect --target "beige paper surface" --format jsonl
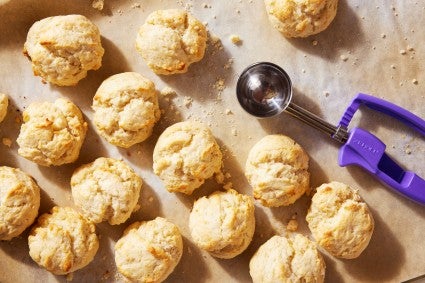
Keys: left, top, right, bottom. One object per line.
{"left": 0, "top": 0, "right": 424, "bottom": 282}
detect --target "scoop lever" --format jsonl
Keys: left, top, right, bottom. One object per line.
{"left": 338, "top": 93, "right": 425, "bottom": 204}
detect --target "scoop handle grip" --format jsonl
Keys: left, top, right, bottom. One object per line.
{"left": 339, "top": 93, "right": 425, "bottom": 136}
{"left": 339, "top": 128, "right": 425, "bottom": 204}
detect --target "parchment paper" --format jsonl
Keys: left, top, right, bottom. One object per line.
{"left": 0, "top": 0, "right": 424, "bottom": 282}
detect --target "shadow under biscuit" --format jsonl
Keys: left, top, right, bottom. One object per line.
{"left": 286, "top": 0, "right": 365, "bottom": 62}
{"left": 158, "top": 32, "right": 235, "bottom": 103}
{"left": 50, "top": 36, "right": 132, "bottom": 111}
{"left": 342, "top": 207, "right": 405, "bottom": 281}
{"left": 0, "top": 97, "right": 20, "bottom": 167}
{"left": 35, "top": 120, "right": 109, "bottom": 193}
{"left": 212, "top": 206, "right": 276, "bottom": 282}
{"left": 166, "top": 236, "right": 211, "bottom": 283}
{"left": 0, "top": 188, "right": 57, "bottom": 279}
{"left": 71, "top": 223, "right": 119, "bottom": 283}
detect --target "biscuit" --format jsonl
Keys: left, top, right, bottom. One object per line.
{"left": 92, "top": 72, "right": 161, "bottom": 148}
{"left": 23, "top": 14, "right": 104, "bottom": 86}
{"left": 245, "top": 135, "right": 310, "bottom": 207}
{"left": 16, "top": 98, "right": 87, "bottom": 166}
{"left": 0, "top": 166, "right": 40, "bottom": 240}
{"left": 28, "top": 206, "right": 99, "bottom": 275}
{"left": 71, "top": 157, "right": 143, "bottom": 225}
{"left": 264, "top": 0, "right": 338, "bottom": 38}
{"left": 0, "top": 93, "right": 8, "bottom": 123}
{"left": 306, "top": 181, "right": 374, "bottom": 259}
{"left": 136, "top": 9, "right": 207, "bottom": 75}
{"left": 153, "top": 121, "right": 222, "bottom": 195}
{"left": 249, "top": 234, "right": 326, "bottom": 283}
{"left": 114, "top": 217, "right": 183, "bottom": 283}
{"left": 189, "top": 189, "right": 255, "bottom": 259}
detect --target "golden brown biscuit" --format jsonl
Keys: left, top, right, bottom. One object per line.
{"left": 115, "top": 217, "right": 183, "bottom": 283}
{"left": 92, "top": 72, "right": 161, "bottom": 148}
{"left": 249, "top": 234, "right": 326, "bottom": 283}
{"left": 23, "top": 14, "right": 104, "bottom": 86}
{"left": 245, "top": 135, "right": 310, "bottom": 207}
{"left": 264, "top": 0, "right": 338, "bottom": 37}
{"left": 28, "top": 206, "right": 99, "bottom": 275}
{"left": 306, "top": 181, "right": 374, "bottom": 259}
{"left": 189, "top": 189, "right": 255, "bottom": 259}
{"left": 136, "top": 9, "right": 207, "bottom": 75}
{"left": 0, "top": 166, "right": 40, "bottom": 240}
{"left": 71, "top": 157, "right": 143, "bottom": 225}
{"left": 153, "top": 121, "right": 222, "bottom": 195}
{"left": 0, "top": 93, "right": 8, "bottom": 123}
{"left": 16, "top": 98, "right": 87, "bottom": 166}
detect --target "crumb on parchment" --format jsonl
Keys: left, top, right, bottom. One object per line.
{"left": 229, "top": 34, "right": 242, "bottom": 45}
{"left": 92, "top": 0, "right": 104, "bottom": 11}
{"left": 2, "top": 137, "right": 12, "bottom": 147}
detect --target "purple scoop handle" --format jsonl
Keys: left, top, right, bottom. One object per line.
{"left": 338, "top": 94, "right": 425, "bottom": 204}
{"left": 339, "top": 93, "right": 425, "bottom": 136}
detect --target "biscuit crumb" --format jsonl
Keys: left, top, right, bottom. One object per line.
{"left": 312, "top": 40, "right": 318, "bottom": 46}
{"left": 231, "top": 129, "right": 238, "bottom": 136}
{"left": 223, "top": 182, "right": 233, "bottom": 190}
{"left": 102, "top": 270, "right": 111, "bottom": 280}
{"left": 66, "top": 272, "right": 74, "bottom": 282}
{"left": 131, "top": 3, "right": 141, "bottom": 9}
{"left": 214, "top": 78, "right": 226, "bottom": 92}
{"left": 2, "top": 137, "right": 12, "bottom": 147}
{"left": 225, "top": 109, "right": 233, "bottom": 115}
{"left": 229, "top": 34, "right": 242, "bottom": 45}
{"left": 323, "top": 91, "right": 330, "bottom": 97}
{"left": 340, "top": 54, "right": 349, "bottom": 61}
{"left": 133, "top": 204, "right": 141, "bottom": 212}
{"left": 160, "top": 87, "right": 177, "bottom": 97}
{"left": 223, "top": 58, "right": 234, "bottom": 70}
{"left": 405, "top": 147, "right": 412, "bottom": 155}
{"left": 286, "top": 219, "right": 298, "bottom": 232}
{"left": 215, "top": 171, "right": 225, "bottom": 184}
{"left": 412, "top": 79, "right": 419, "bottom": 85}
{"left": 92, "top": 0, "right": 104, "bottom": 11}
{"left": 407, "top": 45, "right": 414, "bottom": 51}
{"left": 400, "top": 49, "right": 407, "bottom": 55}
{"left": 183, "top": 96, "right": 193, "bottom": 107}
{"left": 148, "top": 196, "right": 154, "bottom": 203}
{"left": 210, "top": 34, "right": 223, "bottom": 51}
{"left": 381, "top": 33, "right": 386, "bottom": 39}
{"left": 390, "top": 64, "right": 396, "bottom": 69}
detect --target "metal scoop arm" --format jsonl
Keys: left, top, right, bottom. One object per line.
{"left": 338, "top": 93, "right": 425, "bottom": 204}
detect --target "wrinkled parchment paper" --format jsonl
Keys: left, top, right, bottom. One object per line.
{"left": 0, "top": 0, "right": 424, "bottom": 282}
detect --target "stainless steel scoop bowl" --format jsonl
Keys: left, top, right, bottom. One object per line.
{"left": 236, "top": 62, "right": 348, "bottom": 142}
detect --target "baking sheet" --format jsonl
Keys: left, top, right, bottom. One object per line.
{"left": 0, "top": 0, "right": 424, "bottom": 282}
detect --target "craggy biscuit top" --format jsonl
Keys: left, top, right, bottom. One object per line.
{"left": 249, "top": 234, "right": 326, "bottom": 283}
{"left": 71, "top": 157, "right": 143, "bottom": 225}
{"left": 28, "top": 206, "right": 99, "bottom": 275}
{"left": 264, "top": 0, "right": 338, "bottom": 37}
{"left": 23, "top": 14, "right": 104, "bottom": 86}
{"left": 92, "top": 72, "right": 161, "bottom": 148}
{"left": 306, "top": 181, "right": 374, "bottom": 259}
{"left": 189, "top": 189, "right": 255, "bottom": 259}
{"left": 245, "top": 134, "right": 310, "bottom": 207}
{"left": 153, "top": 121, "right": 223, "bottom": 195}
{"left": 16, "top": 98, "right": 87, "bottom": 166}
{"left": 0, "top": 166, "right": 40, "bottom": 240}
{"left": 136, "top": 9, "right": 207, "bottom": 75}
{"left": 114, "top": 217, "right": 183, "bottom": 283}
{"left": 0, "top": 93, "right": 8, "bottom": 123}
